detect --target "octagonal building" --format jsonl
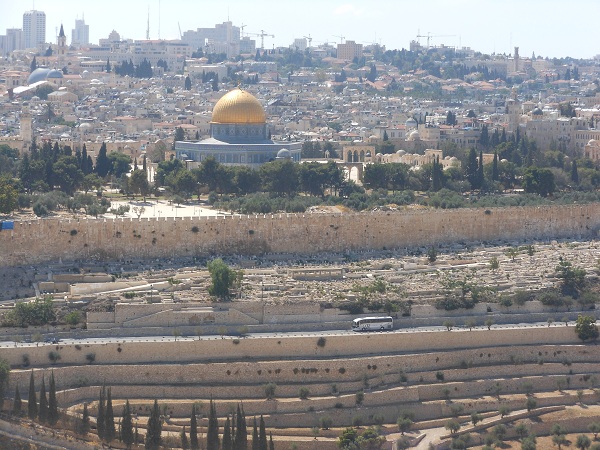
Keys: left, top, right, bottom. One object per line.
{"left": 175, "top": 88, "right": 301, "bottom": 167}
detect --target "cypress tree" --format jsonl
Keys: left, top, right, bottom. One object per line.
{"left": 252, "top": 417, "right": 259, "bottom": 450}
{"left": 230, "top": 410, "right": 237, "bottom": 450}
{"left": 269, "top": 433, "right": 274, "bottom": 450}
{"left": 190, "top": 404, "right": 199, "bottom": 450}
{"left": 207, "top": 399, "right": 220, "bottom": 450}
{"left": 181, "top": 426, "right": 189, "bottom": 450}
{"left": 97, "top": 386, "right": 106, "bottom": 441}
{"left": 258, "top": 416, "right": 267, "bottom": 450}
{"left": 81, "top": 145, "right": 88, "bottom": 173}
{"left": 95, "top": 142, "right": 110, "bottom": 177}
{"left": 81, "top": 402, "right": 90, "bottom": 434}
{"left": 28, "top": 371, "right": 37, "bottom": 420}
{"left": 48, "top": 371, "right": 58, "bottom": 425}
{"left": 135, "top": 423, "right": 139, "bottom": 446}
{"left": 121, "top": 400, "right": 134, "bottom": 448}
{"left": 466, "top": 148, "right": 479, "bottom": 190}
{"left": 145, "top": 399, "right": 162, "bottom": 450}
{"left": 235, "top": 404, "right": 247, "bottom": 450}
{"left": 492, "top": 151, "right": 499, "bottom": 181}
{"left": 143, "top": 154, "right": 147, "bottom": 173}
{"left": 222, "top": 415, "right": 232, "bottom": 450}
{"left": 571, "top": 160, "right": 579, "bottom": 184}
{"left": 38, "top": 376, "right": 48, "bottom": 423}
{"left": 13, "top": 384, "right": 22, "bottom": 416}
{"left": 477, "top": 150, "right": 484, "bottom": 189}
{"left": 105, "top": 387, "right": 116, "bottom": 443}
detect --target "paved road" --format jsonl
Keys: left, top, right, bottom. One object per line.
{"left": 0, "top": 321, "right": 569, "bottom": 348}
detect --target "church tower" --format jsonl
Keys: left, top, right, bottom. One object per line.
{"left": 57, "top": 24, "right": 66, "bottom": 63}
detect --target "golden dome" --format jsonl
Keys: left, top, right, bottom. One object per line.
{"left": 211, "top": 88, "right": 266, "bottom": 124}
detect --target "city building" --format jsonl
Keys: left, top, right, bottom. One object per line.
{"left": 181, "top": 21, "right": 240, "bottom": 58}
{"left": 71, "top": 18, "right": 89, "bottom": 48}
{"left": 0, "top": 28, "right": 23, "bottom": 55}
{"left": 22, "top": 10, "right": 46, "bottom": 50}
{"left": 336, "top": 40, "right": 363, "bottom": 62}
{"left": 175, "top": 88, "right": 301, "bottom": 167}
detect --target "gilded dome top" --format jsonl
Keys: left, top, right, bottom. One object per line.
{"left": 211, "top": 88, "right": 266, "bottom": 124}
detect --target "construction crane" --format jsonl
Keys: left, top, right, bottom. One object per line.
{"left": 332, "top": 35, "right": 345, "bottom": 44}
{"left": 247, "top": 30, "right": 274, "bottom": 50}
{"left": 240, "top": 23, "right": 247, "bottom": 38}
{"left": 416, "top": 32, "right": 456, "bottom": 49}
{"left": 178, "top": 22, "right": 182, "bottom": 39}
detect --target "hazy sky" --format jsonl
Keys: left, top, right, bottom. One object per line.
{"left": 1, "top": 0, "right": 598, "bottom": 59}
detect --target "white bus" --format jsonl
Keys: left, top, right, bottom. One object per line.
{"left": 352, "top": 316, "right": 393, "bottom": 332}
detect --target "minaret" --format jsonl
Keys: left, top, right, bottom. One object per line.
{"left": 57, "top": 24, "right": 66, "bottom": 63}
{"left": 20, "top": 107, "right": 33, "bottom": 150}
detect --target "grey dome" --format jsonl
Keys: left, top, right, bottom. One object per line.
{"left": 276, "top": 148, "right": 291, "bottom": 159}
{"left": 28, "top": 68, "right": 51, "bottom": 84}
{"left": 47, "top": 69, "right": 64, "bottom": 79}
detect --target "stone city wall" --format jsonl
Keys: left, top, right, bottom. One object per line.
{"left": 1, "top": 327, "right": 581, "bottom": 370}
{"left": 1, "top": 204, "right": 599, "bottom": 267}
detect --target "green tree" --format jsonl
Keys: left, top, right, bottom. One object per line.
{"left": 0, "top": 359, "right": 8, "bottom": 412}
{"left": 145, "top": 399, "right": 162, "bottom": 450}
{"left": 105, "top": 387, "right": 116, "bottom": 443}
{"left": 235, "top": 403, "right": 248, "bottom": 450}
{"left": 48, "top": 371, "right": 58, "bottom": 425}
{"left": 252, "top": 417, "right": 259, "bottom": 450}
{"left": 338, "top": 427, "right": 359, "bottom": 448}
{"left": 174, "top": 126, "right": 185, "bottom": 149}
{"left": 397, "top": 416, "right": 413, "bottom": 435}
{"left": 81, "top": 403, "right": 90, "bottom": 434}
{"left": 97, "top": 386, "right": 106, "bottom": 441}
{"left": 556, "top": 257, "right": 586, "bottom": 297}
{"left": 259, "top": 415, "right": 268, "bottom": 450}
{"left": 27, "top": 371, "right": 37, "bottom": 420}
{"left": 466, "top": 148, "right": 479, "bottom": 190}
{"left": 575, "top": 315, "right": 599, "bottom": 341}
{"left": 207, "top": 258, "right": 243, "bottom": 300}
{"left": 260, "top": 160, "right": 299, "bottom": 197}
{"left": 12, "top": 384, "right": 22, "bottom": 416}
{"left": 222, "top": 416, "right": 232, "bottom": 450}
{"left": 0, "top": 176, "right": 18, "bottom": 214}
{"left": 553, "top": 433, "right": 568, "bottom": 449}
{"left": 129, "top": 169, "right": 150, "bottom": 200}
{"left": 38, "top": 376, "right": 48, "bottom": 422}
{"left": 121, "top": 400, "right": 134, "bottom": 449}
{"left": 190, "top": 405, "right": 199, "bottom": 450}
{"left": 207, "top": 399, "right": 220, "bottom": 450}
{"left": 107, "top": 152, "right": 131, "bottom": 178}
{"left": 94, "top": 143, "right": 111, "bottom": 178}
{"left": 181, "top": 426, "right": 189, "bottom": 449}
{"left": 445, "top": 419, "right": 460, "bottom": 435}
{"left": 185, "top": 75, "right": 192, "bottom": 90}
{"left": 576, "top": 434, "right": 592, "bottom": 449}
{"left": 523, "top": 167, "right": 555, "bottom": 197}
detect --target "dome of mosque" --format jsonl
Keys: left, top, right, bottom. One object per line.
{"left": 28, "top": 68, "right": 51, "bottom": 84}
{"left": 532, "top": 107, "right": 543, "bottom": 116}
{"left": 211, "top": 88, "right": 266, "bottom": 124}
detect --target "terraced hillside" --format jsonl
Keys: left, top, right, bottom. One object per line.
{"left": 3, "top": 325, "right": 600, "bottom": 449}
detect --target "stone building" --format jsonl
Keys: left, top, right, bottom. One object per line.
{"left": 175, "top": 88, "right": 301, "bottom": 167}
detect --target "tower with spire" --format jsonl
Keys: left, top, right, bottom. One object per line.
{"left": 57, "top": 24, "right": 66, "bottom": 62}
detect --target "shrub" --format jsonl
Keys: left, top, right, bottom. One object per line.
{"left": 299, "top": 387, "right": 310, "bottom": 399}
{"left": 352, "top": 416, "right": 363, "bottom": 427}
{"left": 48, "top": 351, "right": 61, "bottom": 364}
{"left": 525, "top": 397, "right": 537, "bottom": 412}
{"left": 264, "top": 383, "right": 277, "bottom": 399}
{"left": 320, "top": 416, "right": 333, "bottom": 430}
{"left": 316, "top": 337, "right": 326, "bottom": 348}
{"left": 64, "top": 311, "right": 81, "bottom": 326}
{"left": 436, "top": 371, "right": 445, "bottom": 381}
{"left": 372, "top": 414, "right": 385, "bottom": 426}
{"left": 575, "top": 314, "right": 599, "bottom": 341}
{"left": 355, "top": 391, "right": 364, "bottom": 405}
